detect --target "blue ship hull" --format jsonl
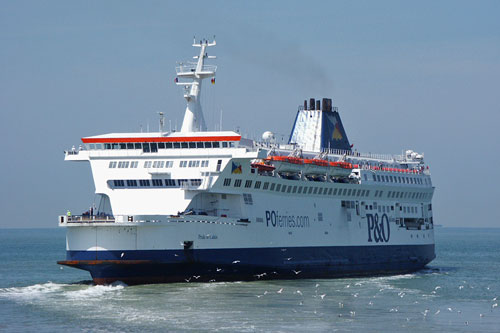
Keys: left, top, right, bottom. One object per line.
{"left": 59, "top": 244, "right": 435, "bottom": 285}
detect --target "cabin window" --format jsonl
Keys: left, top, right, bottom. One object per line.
{"left": 263, "top": 182, "right": 269, "bottom": 190}
{"left": 216, "top": 160, "right": 222, "bottom": 171}
{"left": 189, "top": 142, "right": 196, "bottom": 148}
{"left": 173, "top": 142, "right": 180, "bottom": 148}
{"left": 113, "top": 180, "right": 124, "bottom": 187}
{"left": 139, "top": 179, "right": 150, "bottom": 187}
{"left": 126, "top": 180, "right": 137, "bottom": 187}
{"left": 223, "top": 178, "right": 231, "bottom": 186}
{"left": 196, "top": 142, "right": 204, "bottom": 148}
{"left": 130, "top": 161, "right": 138, "bottom": 168}
{"left": 204, "top": 142, "right": 212, "bottom": 148}
{"left": 181, "top": 142, "right": 188, "bottom": 148}
{"left": 234, "top": 179, "right": 242, "bottom": 187}
{"left": 366, "top": 190, "right": 370, "bottom": 197}
{"left": 317, "top": 188, "right": 323, "bottom": 195}
{"left": 245, "top": 180, "right": 252, "bottom": 188}
{"left": 293, "top": 186, "right": 297, "bottom": 193}
{"left": 309, "top": 187, "right": 314, "bottom": 194}
{"left": 191, "top": 179, "right": 202, "bottom": 187}
{"left": 212, "top": 142, "right": 220, "bottom": 148}
{"left": 165, "top": 161, "right": 173, "bottom": 168}
{"left": 297, "top": 186, "right": 302, "bottom": 194}
{"left": 222, "top": 142, "right": 228, "bottom": 148}
{"left": 243, "top": 193, "right": 253, "bottom": 205}
{"left": 152, "top": 179, "right": 163, "bottom": 187}
{"left": 276, "top": 184, "right": 282, "bottom": 192}
{"left": 109, "top": 161, "right": 117, "bottom": 168}
{"left": 333, "top": 188, "right": 338, "bottom": 195}
{"left": 165, "top": 179, "right": 176, "bottom": 187}
{"left": 270, "top": 183, "right": 276, "bottom": 191}
{"left": 254, "top": 181, "right": 261, "bottom": 189}
{"left": 328, "top": 188, "right": 332, "bottom": 195}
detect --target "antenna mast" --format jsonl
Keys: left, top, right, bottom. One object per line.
{"left": 175, "top": 36, "right": 217, "bottom": 133}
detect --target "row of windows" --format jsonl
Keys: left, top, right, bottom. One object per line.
{"left": 89, "top": 141, "right": 235, "bottom": 152}
{"left": 108, "top": 160, "right": 209, "bottom": 169}
{"left": 222, "top": 178, "right": 431, "bottom": 200}
{"left": 179, "top": 160, "right": 210, "bottom": 168}
{"left": 111, "top": 178, "right": 202, "bottom": 188}
{"left": 367, "top": 173, "right": 429, "bottom": 186}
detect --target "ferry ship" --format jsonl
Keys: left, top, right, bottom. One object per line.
{"left": 58, "top": 39, "right": 436, "bottom": 285}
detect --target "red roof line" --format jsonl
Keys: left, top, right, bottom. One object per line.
{"left": 81, "top": 135, "right": 242, "bottom": 144}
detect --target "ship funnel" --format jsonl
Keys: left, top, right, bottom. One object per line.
{"left": 289, "top": 97, "right": 351, "bottom": 152}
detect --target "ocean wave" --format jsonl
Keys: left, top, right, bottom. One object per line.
{"left": 0, "top": 282, "right": 65, "bottom": 300}
{"left": 64, "top": 281, "right": 127, "bottom": 299}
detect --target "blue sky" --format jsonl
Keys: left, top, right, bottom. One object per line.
{"left": 1, "top": 1, "right": 499, "bottom": 228}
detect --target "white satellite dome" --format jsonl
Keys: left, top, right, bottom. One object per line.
{"left": 262, "top": 131, "right": 275, "bottom": 141}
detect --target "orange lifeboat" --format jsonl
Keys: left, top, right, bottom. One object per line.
{"left": 266, "top": 155, "right": 303, "bottom": 174}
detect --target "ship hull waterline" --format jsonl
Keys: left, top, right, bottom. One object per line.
{"left": 58, "top": 244, "right": 435, "bottom": 285}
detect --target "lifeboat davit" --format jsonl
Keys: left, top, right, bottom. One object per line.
{"left": 266, "top": 156, "right": 303, "bottom": 175}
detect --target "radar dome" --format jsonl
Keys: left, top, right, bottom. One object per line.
{"left": 262, "top": 131, "right": 275, "bottom": 141}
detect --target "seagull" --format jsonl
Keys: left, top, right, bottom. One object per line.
{"left": 295, "top": 290, "right": 302, "bottom": 295}
{"left": 185, "top": 277, "right": 191, "bottom": 282}
{"left": 285, "top": 257, "right": 292, "bottom": 261}
{"left": 447, "top": 307, "right": 453, "bottom": 312}
{"left": 216, "top": 268, "right": 222, "bottom": 272}
{"left": 292, "top": 270, "right": 301, "bottom": 275}
{"left": 339, "top": 302, "right": 344, "bottom": 308}
{"left": 256, "top": 295, "right": 263, "bottom": 298}
{"left": 281, "top": 248, "right": 287, "bottom": 252}
{"left": 435, "top": 286, "right": 441, "bottom": 290}
{"left": 346, "top": 284, "right": 351, "bottom": 289}
{"left": 368, "top": 301, "right": 373, "bottom": 306}
{"left": 174, "top": 254, "right": 179, "bottom": 257}
{"left": 277, "top": 288, "right": 283, "bottom": 294}
{"left": 209, "top": 279, "right": 216, "bottom": 282}
{"left": 315, "top": 283, "right": 320, "bottom": 288}
{"left": 353, "top": 293, "right": 359, "bottom": 298}
{"left": 493, "top": 297, "right": 497, "bottom": 301}
{"left": 422, "top": 309, "right": 429, "bottom": 316}
{"left": 459, "top": 285, "right": 464, "bottom": 290}
{"left": 480, "top": 313, "right": 485, "bottom": 317}
{"left": 120, "top": 252, "right": 125, "bottom": 258}
{"left": 435, "top": 310, "right": 440, "bottom": 315}
{"left": 350, "top": 311, "right": 356, "bottom": 317}
{"left": 193, "top": 275, "right": 200, "bottom": 279}
{"left": 232, "top": 260, "right": 240, "bottom": 264}
{"left": 492, "top": 303, "right": 498, "bottom": 308}
{"left": 263, "top": 291, "right": 269, "bottom": 295}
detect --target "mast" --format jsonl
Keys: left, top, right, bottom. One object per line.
{"left": 176, "top": 37, "right": 217, "bottom": 133}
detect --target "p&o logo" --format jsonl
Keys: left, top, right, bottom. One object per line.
{"left": 366, "top": 213, "right": 390, "bottom": 243}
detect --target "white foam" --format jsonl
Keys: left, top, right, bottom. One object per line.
{"left": 64, "top": 283, "right": 126, "bottom": 299}
{"left": 0, "top": 282, "right": 65, "bottom": 300}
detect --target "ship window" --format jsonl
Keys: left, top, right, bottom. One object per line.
{"left": 378, "top": 191, "right": 383, "bottom": 197}
{"left": 165, "top": 179, "right": 176, "bottom": 187}
{"left": 229, "top": 142, "right": 235, "bottom": 147}
{"left": 293, "top": 186, "right": 297, "bottom": 193}
{"left": 126, "top": 180, "right": 137, "bottom": 187}
{"left": 142, "top": 143, "right": 150, "bottom": 153}
{"left": 309, "top": 187, "right": 313, "bottom": 194}
{"left": 196, "top": 142, "right": 204, "bottom": 148}
{"left": 281, "top": 185, "right": 287, "bottom": 192}
{"left": 165, "top": 161, "right": 173, "bottom": 168}
{"left": 387, "top": 191, "right": 392, "bottom": 198}
{"left": 119, "top": 143, "right": 126, "bottom": 149}
{"left": 270, "top": 183, "right": 275, "bottom": 191}
{"left": 216, "top": 160, "right": 222, "bottom": 171}
{"left": 204, "top": 142, "right": 212, "bottom": 148}
{"left": 255, "top": 181, "right": 261, "bottom": 189}
{"left": 234, "top": 179, "right": 242, "bottom": 187}
{"left": 194, "top": 161, "right": 200, "bottom": 167}
{"left": 188, "top": 160, "right": 194, "bottom": 167}
{"left": 191, "top": 179, "right": 202, "bottom": 187}
{"left": 157, "top": 142, "right": 165, "bottom": 149}
{"left": 189, "top": 142, "right": 196, "bottom": 148}
{"left": 223, "top": 178, "right": 231, "bottom": 186}
{"left": 318, "top": 188, "right": 323, "bottom": 195}
{"left": 213, "top": 142, "right": 220, "bottom": 148}
{"left": 262, "top": 182, "right": 269, "bottom": 190}
{"left": 243, "top": 193, "right": 253, "bottom": 205}
{"left": 178, "top": 179, "right": 188, "bottom": 187}
{"left": 347, "top": 189, "right": 352, "bottom": 196}
{"left": 366, "top": 190, "right": 370, "bottom": 196}
{"left": 245, "top": 180, "right": 252, "bottom": 188}
{"left": 357, "top": 189, "right": 361, "bottom": 196}
{"left": 391, "top": 206, "right": 394, "bottom": 211}
{"left": 372, "top": 175, "right": 376, "bottom": 181}
{"left": 297, "top": 186, "right": 302, "bottom": 194}
{"left": 130, "top": 161, "right": 138, "bottom": 168}
{"left": 109, "top": 161, "right": 117, "bottom": 168}
{"left": 113, "top": 180, "right": 124, "bottom": 187}
{"left": 181, "top": 142, "right": 188, "bottom": 148}
{"left": 328, "top": 188, "right": 332, "bottom": 195}
{"left": 222, "top": 142, "right": 228, "bottom": 148}
{"left": 180, "top": 161, "right": 187, "bottom": 168}
{"left": 276, "top": 184, "right": 281, "bottom": 192}
{"left": 173, "top": 142, "right": 181, "bottom": 148}
{"left": 140, "top": 179, "right": 151, "bottom": 186}
{"left": 164, "top": 143, "right": 172, "bottom": 149}
{"left": 313, "top": 187, "right": 318, "bottom": 194}
{"left": 201, "top": 160, "right": 209, "bottom": 167}
{"left": 152, "top": 179, "right": 163, "bottom": 187}
{"left": 333, "top": 188, "right": 338, "bottom": 195}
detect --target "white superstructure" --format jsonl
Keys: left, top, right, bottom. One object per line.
{"left": 58, "top": 39, "right": 436, "bottom": 285}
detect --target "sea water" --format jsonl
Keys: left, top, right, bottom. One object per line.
{"left": 0, "top": 228, "right": 499, "bottom": 332}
